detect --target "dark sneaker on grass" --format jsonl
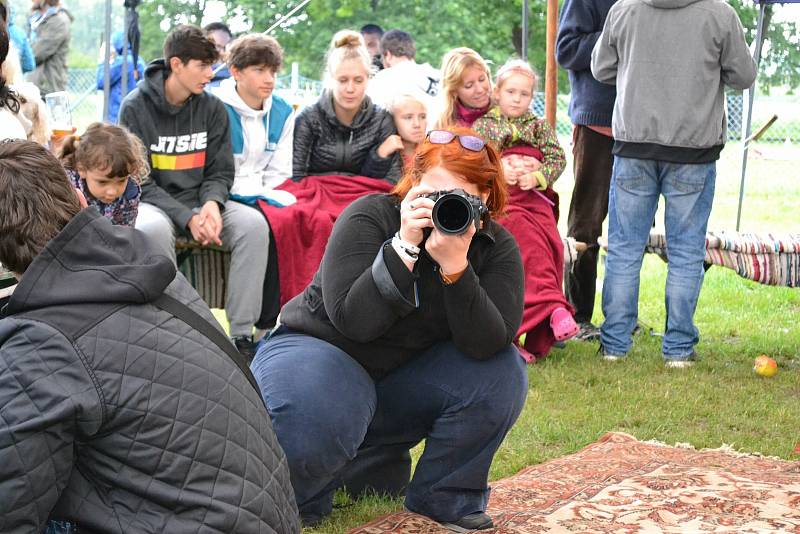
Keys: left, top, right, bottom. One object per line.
{"left": 575, "top": 321, "right": 601, "bottom": 341}
{"left": 441, "top": 512, "right": 494, "bottom": 532}
{"left": 232, "top": 335, "right": 257, "bottom": 363}
{"left": 664, "top": 351, "right": 699, "bottom": 369}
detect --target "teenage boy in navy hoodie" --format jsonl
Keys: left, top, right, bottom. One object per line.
{"left": 119, "top": 25, "right": 269, "bottom": 359}
{"left": 556, "top": 0, "right": 617, "bottom": 342}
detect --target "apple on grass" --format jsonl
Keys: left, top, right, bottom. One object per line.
{"left": 753, "top": 355, "right": 778, "bottom": 378}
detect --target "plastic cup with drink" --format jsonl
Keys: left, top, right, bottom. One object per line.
{"left": 45, "top": 91, "right": 74, "bottom": 137}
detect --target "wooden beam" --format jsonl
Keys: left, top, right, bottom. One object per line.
{"left": 545, "top": 0, "right": 559, "bottom": 128}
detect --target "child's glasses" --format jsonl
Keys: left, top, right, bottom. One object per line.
{"left": 427, "top": 130, "right": 486, "bottom": 152}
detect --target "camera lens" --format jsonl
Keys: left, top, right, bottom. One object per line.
{"left": 432, "top": 193, "right": 472, "bottom": 235}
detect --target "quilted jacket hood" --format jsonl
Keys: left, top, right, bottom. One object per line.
{"left": 0, "top": 207, "right": 300, "bottom": 532}
{"left": 8, "top": 209, "right": 176, "bottom": 315}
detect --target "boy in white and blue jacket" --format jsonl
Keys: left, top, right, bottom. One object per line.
{"left": 210, "top": 33, "right": 294, "bottom": 339}
{"left": 212, "top": 33, "right": 296, "bottom": 207}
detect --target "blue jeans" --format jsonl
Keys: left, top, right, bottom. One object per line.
{"left": 250, "top": 328, "right": 528, "bottom": 523}
{"left": 601, "top": 156, "right": 716, "bottom": 359}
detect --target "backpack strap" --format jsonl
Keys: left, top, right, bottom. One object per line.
{"left": 152, "top": 293, "right": 266, "bottom": 410}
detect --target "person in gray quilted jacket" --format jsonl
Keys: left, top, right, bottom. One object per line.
{"left": 292, "top": 30, "right": 401, "bottom": 183}
{"left": 28, "top": 0, "right": 72, "bottom": 95}
{"left": 0, "top": 140, "right": 300, "bottom": 534}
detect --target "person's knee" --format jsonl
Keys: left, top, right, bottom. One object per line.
{"left": 135, "top": 215, "right": 174, "bottom": 257}
{"left": 256, "top": 338, "right": 376, "bottom": 480}
{"left": 450, "top": 345, "right": 528, "bottom": 424}
{"left": 482, "top": 346, "right": 528, "bottom": 416}
{"left": 225, "top": 205, "right": 270, "bottom": 248}
{"left": 280, "top": 413, "right": 367, "bottom": 481}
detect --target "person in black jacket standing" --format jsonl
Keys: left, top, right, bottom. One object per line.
{"left": 252, "top": 128, "right": 528, "bottom": 531}
{"left": 556, "top": 0, "right": 617, "bottom": 341}
{"left": 292, "top": 30, "right": 402, "bottom": 183}
{"left": 0, "top": 140, "right": 300, "bottom": 533}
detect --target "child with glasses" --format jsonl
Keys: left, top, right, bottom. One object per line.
{"left": 472, "top": 59, "right": 579, "bottom": 356}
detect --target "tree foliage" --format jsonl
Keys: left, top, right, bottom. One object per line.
{"left": 133, "top": 0, "right": 799, "bottom": 91}
{"left": 728, "top": 0, "right": 799, "bottom": 92}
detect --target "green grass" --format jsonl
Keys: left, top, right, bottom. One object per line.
{"left": 212, "top": 148, "right": 800, "bottom": 533}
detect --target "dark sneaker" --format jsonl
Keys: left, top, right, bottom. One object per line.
{"left": 575, "top": 321, "right": 601, "bottom": 341}
{"left": 664, "top": 351, "right": 699, "bottom": 369}
{"left": 440, "top": 512, "right": 494, "bottom": 532}
{"left": 232, "top": 335, "right": 257, "bottom": 363}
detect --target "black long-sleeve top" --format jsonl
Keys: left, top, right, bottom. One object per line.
{"left": 280, "top": 193, "right": 524, "bottom": 379}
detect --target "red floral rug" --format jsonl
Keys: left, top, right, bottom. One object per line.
{"left": 350, "top": 432, "right": 800, "bottom": 533}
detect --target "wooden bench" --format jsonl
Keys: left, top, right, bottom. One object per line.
{"left": 175, "top": 239, "right": 231, "bottom": 309}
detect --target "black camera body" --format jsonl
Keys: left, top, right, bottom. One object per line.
{"left": 422, "top": 188, "right": 488, "bottom": 236}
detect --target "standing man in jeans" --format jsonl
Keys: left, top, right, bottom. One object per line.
{"left": 556, "top": 0, "right": 618, "bottom": 341}
{"left": 591, "top": 0, "right": 756, "bottom": 367}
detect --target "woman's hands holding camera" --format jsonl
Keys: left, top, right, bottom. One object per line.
{"left": 425, "top": 223, "right": 473, "bottom": 276}
{"left": 400, "top": 187, "right": 472, "bottom": 275}
{"left": 399, "top": 185, "right": 435, "bottom": 247}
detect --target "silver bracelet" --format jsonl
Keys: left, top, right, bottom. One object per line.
{"left": 391, "top": 236, "right": 418, "bottom": 263}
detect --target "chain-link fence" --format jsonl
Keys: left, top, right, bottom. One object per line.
{"left": 68, "top": 67, "right": 799, "bottom": 172}
{"left": 66, "top": 68, "right": 322, "bottom": 128}
{"left": 532, "top": 91, "right": 799, "bottom": 143}
{"left": 68, "top": 68, "right": 103, "bottom": 127}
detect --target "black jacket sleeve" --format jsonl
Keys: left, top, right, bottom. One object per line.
{"left": 198, "top": 98, "right": 234, "bottom": 209}
{"left": 0, "top": 319, "right": 103, "bottom": 533}
{"left": 292, "top": 108, "right": 316, "bottom": 181}
{"left": 360, "top": 111, "right": 402, "bottom": 182}
{"left": 442, "top": 228, "right": 524, "bottom": 359}
{"left": 119, "top": 100, "right": 196, "bottom": 229}
{"left": 320, "top": 199, "right": 416, "bottom": 342}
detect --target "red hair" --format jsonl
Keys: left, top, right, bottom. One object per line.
{"left": 392, "top": 127, "right": 508, "bottom": 218}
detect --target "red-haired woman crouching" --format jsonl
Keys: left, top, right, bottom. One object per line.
{"left": 250, "top": 127, "right": 527, "bottom": 531}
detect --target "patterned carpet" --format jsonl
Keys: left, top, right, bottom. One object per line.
{"left": 350, "top": 432, "right": 800, "bottom": 533}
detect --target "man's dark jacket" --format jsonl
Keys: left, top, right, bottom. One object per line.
{"left": 0, "top": 209, "right": 300, "bottom": 533}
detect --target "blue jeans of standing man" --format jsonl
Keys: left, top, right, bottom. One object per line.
{"left": 600, "top": 156, "right": 716, "bottom": 360}
{"left": 250, "top": 328, "right": 528, "bottom": 524}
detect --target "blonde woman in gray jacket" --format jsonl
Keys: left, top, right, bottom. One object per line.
{"left": 591, "top": 0, "right": 756, "bottom": 367}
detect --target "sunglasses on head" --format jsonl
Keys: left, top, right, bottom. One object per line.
{"left": 427, "top": 130, "right": 486, "bottom": 152}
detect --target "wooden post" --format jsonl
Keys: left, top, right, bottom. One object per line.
{"left": 102, "top": 0, "right": 112, "bottom": 122}
{"left": 545, "top": 0, "right": 558, "bottom": 128}
{"left": 522, "top": 0, "right": 529, "bottom": 61}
